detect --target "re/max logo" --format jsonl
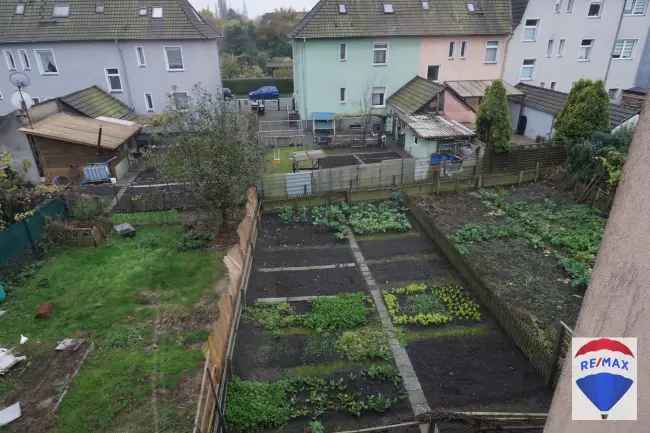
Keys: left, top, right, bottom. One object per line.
{"left": 580, "top": 357, "right": 630, "bottom": 371}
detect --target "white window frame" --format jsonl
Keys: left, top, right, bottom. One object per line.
{"left": 427, "top": 64, "right": 440, "bottom": 81}
{"left": 15, "top": 3, "right": 25, "bottom": 15}
{"left": 546, "top": 39, "right": 555, "bottom": 57}
{"left": 372, "top": 42, "right": 388, "bottom": 66}
{"left": 135, "top": 46, "right": 147, "bottom": 67}
{"left": 163, "top": 46, "right": 184, "bottom": 71}
{"left": 624, "top": 0, "right": 648, "bottom": 15}
{"left": 144, "top": 93, "right": 155, "bottom": 112}
{"left": 105, "top": 67, "right": 123, "bottom": 92}
{"left": 608, "top": 88, "right": 619, "bottom": 99}
{"left": 550, "top": 81, "right": 557, "bottom": 90}
{"left": 422, "top": 1, "right": 429, "bottom": 10}
{"left": 173, "top": 92, "right": 190, "bottom": 110}
{"left": 578, "top": 39, "right": 594, "bottom": 61}
{"left": 0, "top": 90, "right": 3, "bottom": 101}
{"left": 523, "top": 18, "right": 539, "bottom": 42}
{"left": 587, "top": 1, "right": 602, "bottom": 17}
{"left": 53, "top": 4, "right": 70, "bottom": 17}
{"left": 339, "top": 87, "right": 347, "bottom": 104}
{"left": 459, "top": 40, "right": 468, "bottom": 59}
{"left": 371, "top": 86, "right": 387, "bottom": 108}
{"left": 152, "top": 6, "right": 163, "bottom": 18}
{"left": 520, "top": 58, "right": 536, "bottom": 81}
{"left": 565, "top": 0, "right": 575, "bottom": 12}
{"left": 34, "top": 48, "right": 59, "bottom": 75}
{"left": 338, "top": 3, "right": 347, "bottom": 14}
{"left": 18, "top": 49, "right": 30, "bottom": 70}
{"left": 383, "top": 3, "right": 394, "bottom": 13}
{"left": 32, "top": 97, "right": 41, "bottom": 105}
{"left": 138, "top": 7, "right": 147, "bottom": 16}
{"left": 612, "top": 39, "right": 637, "bottom": 59}
{"left": 96, "top": 2, "right": 105, "bottom": 13}
{"left": 484, "top": 41, "right": 499, "bottom": 64}
{"left": 339, "top": 43, "right": 347, "bottom": 61}
{"left": 557, "top": 38, "right": 566, "bottom": 57}
{"left": 4, "top": 50, "right": 17, "bottom": 71}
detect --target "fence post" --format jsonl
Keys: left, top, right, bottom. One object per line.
{"left": 477, "top": 174, "right": 483, "bottom": 189}
{"left": 436, "top": 172, "right": 441, "bottom": 194}
{"left": 535, "top": 162, "right": 541, "bottom": 182}
{"left": 518, "top": 170, "right": 524, "bottom": 185}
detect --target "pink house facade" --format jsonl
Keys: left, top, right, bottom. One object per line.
{"left": 418, "top": 36, "right": 509, "bottom": 82}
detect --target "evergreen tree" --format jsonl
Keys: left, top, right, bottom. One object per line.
{"left": 554, "top": 79, "right": 610, "bottom": 144}
{"left": 476, "top": 80, "right": 512, "bottom": 153}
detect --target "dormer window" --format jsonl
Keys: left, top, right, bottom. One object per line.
{"left": 467, "top": 2, "right": 481, "bottom": 12}
{"left": 383, "top": 3, "right": 394, "bottom": 13}
{"left": 15, "top": 3, "right": 25, "bottom": 15}
{"left": 152, "top": 7, "right": 163, "bottom": 18}
{"left": 96, "top": 2, "right": 104, "bottom": 13}
{"left": 422, "top": 1, "right": 429, "bottom": 10}
{"left": 338, "top": 4, "right": 347, "bottom": 14}
{"left": 53, "top": 4, "right": 70, "bottom": 17}
{"left": 139, "top": 7, "right": 147, "bottom": 16}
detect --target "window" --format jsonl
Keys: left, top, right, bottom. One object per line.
{"left": 173, "top": 92, "right": 189, "bottom": 110}
{"left": 32, "top": 97, "right": 41, "bottom": 104}
{"left": 608, "top": 88, "right": 619, "bottom": 99}
{"left": 624, "top": 0, "right": 648, "bottom": 15}
{"left": 4, "top": 50, "right": 17, "bottom": 71}
{"left": 422, "top": 1, "right": 429, "bottom": 10}
{"left": 0, "top": 91, "right": 3, "bottom": 101}
{"left": 136, "top": 46, "right": 146, "bottom": 67}
{"left": 371, "top": 87, "right": 386, "bottom": 107}
{"left": 550, "top": 81, "right": 557, "bottom": 90}
{"left": 339, "top": 88, "right": 346, "bottom": 103}
{"left": 460, "top": 41, "right": 468, "bottom": 58}
{"left": 96, "top": 2, "right": 104, "bottom": 13}
{"left": 152, "top": 7, "right": 163, "bottom": 18}
{"left": 339, "top": 43, "right": 347, "bottom": 61}
{"left": 587, "top": 1, "right": 601, "bottom": 17}
{"left": 105, "top": 68, "right": 123, "bottom": 92}
{"left": 18, "top": 49, "right": 30, "bottom": 70}
{"left": 540, "top": 82, "right": 546, "bottom": 88}
{"left": 164, "top": 46, "right": 184, "bottom": 71}
{"left": 448, "top": 41, "right": 455, "bottom": 58}
{"left": 554, "top": 0, "right": 562, "bottom": 13}
{"left": 383, "top": 3, "right": 394, "bottom": 13}
{"left": 427, "top": 65, "right": 440, "bottom": 81}
{"left": 566, "top": 0, "right": 575, "bottom": 12}
{"left": 485, "top": 41, "right": 498, "bottom": 63}
{"left": 144, "top": 93, "right": 154, "bottom": 112}
{"left": 338, "top": 3, "right": 347, "bottom": 14}
{"left": 16, "top": 3, "right": 25, "bottom": 15}
{"left": 467, "top": 2, "right": 481, "bottom": 12}
{"left": 558, "top": 38, "right": 566, "bottom": 56}
{"left": 578, "top": 39, "right": 594, "bottom": 61}
{"left": 53, "top": 4, "right": 70, "bottom": 17}
{"left": 520, "top": 59, "right": 536, "bottom": 80}
{"left": 34, "top": 49, "right": 59, "bottom": 74}
{"left": 523, "top": 19, "right": 539, "bottom": 41}
{"left": 546, "top": 39, "right": 554, "bottom": 57}
{"left": 612, "top": 39, "right": 637, "bottom": 59}
{"left": 139, "top": 7, "right": 147, "bottom": 16}
{"left": 373, "top": 42, "right": 388, "bottom": 65}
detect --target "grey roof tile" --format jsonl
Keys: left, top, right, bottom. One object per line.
{"left": 289, "top": 0, "right": 514, "bottom": 39}
{"left": 387, "top": 76, "right": 444, "bottom": 114}
{"left": 0, "top": 0, "right": 220, "bottom": 44}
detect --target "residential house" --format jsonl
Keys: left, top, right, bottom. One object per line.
{"left": 511, "top": 83, "right": 639, "bottom": 140}
{"left": 289, "top": 0, "right": 514, "bottom": 119}
{"left": 0, "top": 0, "right": 222, "bottom": 116}
{"left": 503, "top": 0, "right": 650, "bottom": 102}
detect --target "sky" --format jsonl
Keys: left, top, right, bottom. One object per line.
{"left": 190, "top": 0, "right": 318, "bottom": 18}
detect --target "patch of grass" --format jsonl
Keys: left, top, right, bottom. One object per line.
{"left": 306, "top": 293, "right": 369, "bottom": 332}
{"left": 287, "top": 360, "right": 359, "bottom": 378}
{"left": 111, "top": 210, "right": 180, "bottom": 226}
{"left": 403, "top": 323, "right": 492, "bottom": 343}
{"left": 264, "top": 147, "right": 296, "bottom": 174}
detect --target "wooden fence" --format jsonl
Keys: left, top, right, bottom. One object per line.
{"left": 193, "top": 188, "right": 260, "bottom": 433}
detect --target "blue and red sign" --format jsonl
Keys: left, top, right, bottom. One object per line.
{"left": 572, "top": 338, "right": 637, "bottom": 420}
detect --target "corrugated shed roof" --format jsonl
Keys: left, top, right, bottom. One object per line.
{"left": 0, "top": 0, "right": 220, "bottom": 43}
{"left": 289, "top": 0, "right": 513, "bottom": 39}
{"left": 387, "top": 76, "right": 445, "bottom": 115}
{"left": 60, "top": 86, "right": 134, "bottom": 120}
{"left": 516, "top": 83, "right": 640, "bottom": 128}
{"left": 406, "top": 114, "right": 475, "bottom": 139}
{"left": 446, "top": 80, "right": 524, "bottom": 98}
{"left": 20, "top": 112, "right": 140, "bottom": 149}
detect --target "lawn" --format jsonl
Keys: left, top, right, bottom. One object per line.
{"left": 0, "top": 223, "right": 223, "bottom": 433}
{"left": 264, "top": 147, "right": 296, "bottom": 174}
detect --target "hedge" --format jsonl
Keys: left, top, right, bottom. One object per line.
{"left": 223, "top": 78, "right": 293, "bottom": 96}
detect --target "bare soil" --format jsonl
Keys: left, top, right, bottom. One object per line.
{"left": 255, "top": 246, "right": 354, "bottom": 268}
{"left": 358, "top": 237, "right": 435, "bottom": 260}
{"left": 258, "top": 215, "right": 341, "bottom": 248}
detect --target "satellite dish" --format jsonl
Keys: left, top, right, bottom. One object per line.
{"left": 9, "top": 71, "right": 31, "bottom": 89}
{"left": 11, "top": 91, "right": 33, "bottom": 110}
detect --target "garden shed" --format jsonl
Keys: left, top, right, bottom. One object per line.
{"left": 19, "top": 112, "right": 140, "bottom": 182}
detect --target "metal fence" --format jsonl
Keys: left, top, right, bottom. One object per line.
{"left": 223, "top": 97, "right": 293, "bottom": 113}
{"left": 0, "top": 198, "right": 67, "bottom": 266}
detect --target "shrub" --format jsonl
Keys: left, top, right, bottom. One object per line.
{"left": 225, "top": 377, "right": 292, "bottom": 433}
{"left": 176, "top": 229, "right": 214, "bottom": 251}
{"left": 336, "top": 327, "right": 391, "bottom": 361}
{"left": 70, "top": 196, "right": 106, "bottom": 222}
{"left": 306, "top": 293, "right": 368, "bottom": 332}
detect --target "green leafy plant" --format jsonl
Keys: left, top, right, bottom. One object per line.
{"left": 306, "top": 293, "right": 369, "bottom": 332}
{"left": 225, "top": 377, "right": 292, "bottom": 433}
{"left": 366, "top": 393, "right": 395, "bottom": 413}
{"left": 243, "top": 302, "right": 304, "bottom": 333}
{"left": 365, "top": 364, "right": 400, "bottom": 384}
{"left": 336, "top": 327, "right": 391, "bottom": 361}
{"left": 176, "top": 229, "right": 214, "bottom": 251}
{"left": 307, "top": 420, "right": 325, "bottom": 433}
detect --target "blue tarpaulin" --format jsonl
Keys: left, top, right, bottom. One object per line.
{"left": 248, "top": 86, "right": 280, "bottom": 100}
{"left": 312, "top": 112, "right": 336, "bottom": 121}
{"left": 431, "top": 154, "right": 460, "bottom": 165}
